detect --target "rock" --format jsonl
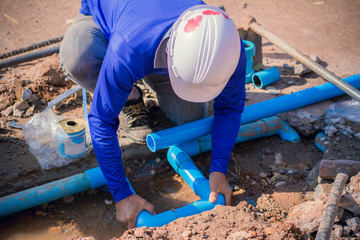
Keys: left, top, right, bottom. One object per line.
{"left": 134, "top": 227, "right": 146, "bottom": 238}
{"left": 268, "top": 90, "right": 279, "bottom": 95}
{"left": 181, "top": 231, "right": 192, "bottom": 238}
{"left": 286, "top": 200, "right": 326, "bottom": 233}
{"left": 155, "top": 157, "right": 161, "bottom": 163}
{"left": 333, "top": 224, "right": 343, "bottom": 238}
{"left": 12, "top": 108, "right": 23, "bottom": 118}
{"left": 274, "top": 153, "right": 286, "bottom": 166}
{"left": 21, "top": 88, "right": 32, "bottom": 101}
{"left": 63, "top": 195, "right": 75, "bottom": 203}
{"left": 283, "top": 63, "right": 292, "bottom": 69}
{"left": 0, "top": 84, "right": 8, "bottom": 94}
{"left": 294, "top": 56, "right": 319, "bottom": 76}
{"left": 275, "top": 181, "right": 286, "bottom": 188}
{"left": 259, "top": 172, "right": 268, "bottom": 179}
{"left": 346, "top": 217, "right": 360, "bottom": 233}
{"left": 314, "top": 183, "right": 332, "bottom": 201}
{"left": 0, "top": 92, "right": 14, "bottom": 111}
{"left": 233, "top": 185, "right": 240, "bottom": 191}
{"left": 287, "top": 80, "right": 296, "bottom": 85}
{"left": 24, "top": 105, "right": 35, "bottom": 117}
{"left": 1, "top": 105, "right": 13, "bottom": 117}
{"left": 104, "top": 199, "right": 113, "bottom": 205}
{"left": 271, "top": 172, "right": 282, "bottom": 182}
{"left": 339, "top": 193, "right": 360, "bottom": 215}
{"left": 13, "top": 100, "right": 30, "bottom": 111}
{"left": 150, "top": 170, "right": 156, "bottom": 176}
{"left": 343, "top": 225, "right": 351, "bottom": 236}
{"left": 279, "top": 100, "right": 332, "bottom": 136}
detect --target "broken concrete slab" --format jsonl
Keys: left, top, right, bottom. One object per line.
{"left": 279, "top": 100, "right": 333, "bottom": 136}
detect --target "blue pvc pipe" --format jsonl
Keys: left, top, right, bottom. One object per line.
{"left": 176, "top": 116, "right": 300, "bottom": 158}
{"left": 136, "top": 146, "right": 225, "bottom": 227}
{"left": 0, "top": 169, "right": 99, "bottom": 217}
{"left": 252, "top": 67, "right": 281, "bottom": 89}
{"left": 146, "top": 74, "right": 360, "bottom": 152}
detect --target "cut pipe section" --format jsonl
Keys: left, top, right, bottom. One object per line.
{"left": 146, "top": 74, "right": 360, "bottom": 152}
{"left": 252, "top": 66, "right": 280, "bottom": 89}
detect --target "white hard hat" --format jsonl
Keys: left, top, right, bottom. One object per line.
{"left": 167, "top": 5, "right": 241, "bottom": 103}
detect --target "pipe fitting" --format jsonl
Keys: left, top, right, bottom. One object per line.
{"left": 252, "top": 66, "right": 281, "bottom": 89}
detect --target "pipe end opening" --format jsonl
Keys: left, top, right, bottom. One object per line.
{"left": 146, "top": 134, "right": 156, "bottom": 152}
{"left": 252, "top": 75, "right": 262, "bottom": 88}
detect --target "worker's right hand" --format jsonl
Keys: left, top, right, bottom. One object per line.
{"left": 115, "top": 194, "right": 156, "bottom": 229}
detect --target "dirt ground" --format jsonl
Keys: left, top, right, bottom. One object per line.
{"left": 0, "top": 0, "right": 359, "bottom": 240}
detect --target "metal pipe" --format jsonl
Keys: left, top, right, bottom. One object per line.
{"left": 0, "top": 46, "right": 60, "bottom": 69}
{"left": 246, "top": 17, "right": 360, "bottom": 102}
{"left": 315, "top": 172, "right": 349, "bottom": 240}
{"left": 146, "top": 74, "right": 360, "bottom": 152}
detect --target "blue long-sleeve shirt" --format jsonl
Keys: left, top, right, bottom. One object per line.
{"left": 82, "top": 0, "right": 246, "bottom": 202}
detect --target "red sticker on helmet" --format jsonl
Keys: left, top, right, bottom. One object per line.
{"left": 202, "top": 10, "right": 220, "bottom": 16}
{"left": 222, "top": 13, "right": 230, "bottom": 20}
{"left": 184, "top": 15, "right": 203, "bottom": 33}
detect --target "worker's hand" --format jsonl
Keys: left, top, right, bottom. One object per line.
{"left": 115, "top": 194, "right": 156, "bottom": 229}
{"left": 209, "top": 171, "right": 232, "bottom": 206}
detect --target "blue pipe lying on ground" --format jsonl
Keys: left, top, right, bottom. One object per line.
{"left": 1, "top": 74, "right": 359, "bottom": 222}
{"left": 146, "top": 74, "right": 360, "bottom": 152}
{"left": 0, "top": 116, "right": 298, "bottom": 220}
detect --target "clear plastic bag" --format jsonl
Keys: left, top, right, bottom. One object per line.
{"left": 23, "top": 109, "right": 92, "bottom": 169}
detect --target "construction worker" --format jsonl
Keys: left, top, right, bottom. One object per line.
{"left": 60, "top": 0, "right": 246, "bottom": 229}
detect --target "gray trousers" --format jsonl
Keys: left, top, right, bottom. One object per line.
{"left": 60, "top": 14, "right": 208, "bottom": 125}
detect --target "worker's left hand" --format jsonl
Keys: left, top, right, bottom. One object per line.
{"left": 209, "top": 171, "right": 232, "bottom": 206}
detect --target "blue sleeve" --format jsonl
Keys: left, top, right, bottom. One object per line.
{"left": 210, "top": 40, "right": 246, "bottom": 174}
{"left": 88, "top": 33, "right": 142, "bottom": 202}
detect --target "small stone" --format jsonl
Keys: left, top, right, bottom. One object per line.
{"left": 63, "top": 195, "right": 75, "bottom": 203}
{"left": 1, "top": 106, "right": 13, "bottom": 117}
{"left": 274, "top": 153, "right": 283, "bottom": 163}
{"left": 259, "top": 172, "right": 268, "bottom": 179}
{"left": 268, "top": 90, "right": 279, "bottom": 95}
{"left": 279, "top": 169, "right": 286, "bottom": 174}
{"left": 246, "top": 175, "right": 250, "bottom": 180}
{"left": 333, "top": 224, "right": 343, "bottom": 238}
{"left": 134, "top": 227, "right": 146, "bottom": 238}
{"left": 150, "top": 170, "right": 156, "bottom": 176}
{"left": 12, "top": 108, "right": 22, "bottom": 118}
{"left": 287, "top": 80, "right": 295, "bottom": 85}
{"left": 346, "top": 217, "right": 360, "bottom": 233}
{"left": 48, "top": 226, "right": 62, "bottom": 235}
{"left": 266, "top": 227, "right": 275, "bottom": 235}
{"left": 288, "top": 170, "right": 294, "bottom": 175}
{"left": 182, "top": 231, "right": 192, "bottom": 238}
{"left": 13, "top": 100, "right": 30, "bottom": 111}
{"left": 21, "top": 88, "right": 32, "bottom": 101}
{"left": 104, "top": 199, "right": 113, "bottom": 205}
{"left": 283, "top": 64, "right": 291, "bottom": 69}
{"left": 155, "top": 157, "right": 161, "bottom": 163}
{"left": 261, "top": 179, "right": 268, "bottom": 187}
{"left": 271, "top": 172, "right": 282, "bottom": 182}
{"left": 233, "top": 185, "right": 240, "bottom": 191}
{"left": 342, "top": 226, "right": 351, "bottom": 236}
{"left": 275, "top": 181, "right": 286, "bottom": 188}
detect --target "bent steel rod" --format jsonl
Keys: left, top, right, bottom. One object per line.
{"left": 244, "top": 16, "right": 360, "bottom": 102}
